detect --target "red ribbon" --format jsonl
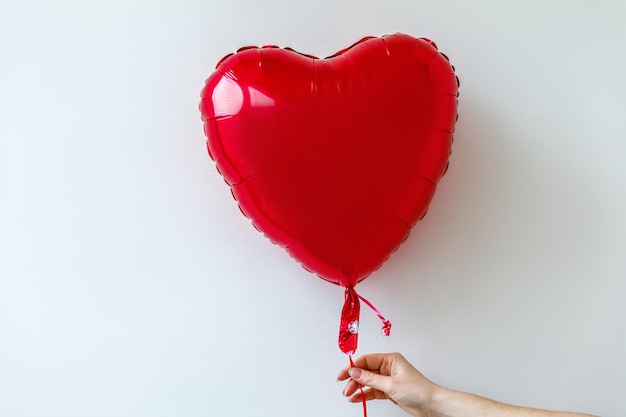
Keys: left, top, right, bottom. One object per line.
{"left": 339, "top": 287, "right": 391, "bottom": 417}
{"left": 339, "top": 287, "right": 391, "bottom": 354}
{"left": 349, "top": 354, "right": 368, "bottom": 417}
{"left": 355, "top": 291, "right": 392, "bottom": 337}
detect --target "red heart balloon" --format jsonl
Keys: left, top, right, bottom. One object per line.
{"left": 200, "top": 33, "right": 458, "bottom": 288}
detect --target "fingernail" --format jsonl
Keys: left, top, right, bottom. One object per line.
{"left": 348, "top": 368, "right": 362, "bottom": 379}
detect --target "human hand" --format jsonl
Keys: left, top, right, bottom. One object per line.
{"left": 339, "top": 353, "right": 599, "bottom": 417}
{"left": 337, "top": 352, "right": 443, "bottom": 417}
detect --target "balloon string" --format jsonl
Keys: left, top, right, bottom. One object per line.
{"left": 354, "top": 290, "right": 392, "bottom": 336}
{"left": 342, "top": 287, "right": 391, "bottom": 417}
{"left": 349, "top": 354, "right": 368, "bottom": 417}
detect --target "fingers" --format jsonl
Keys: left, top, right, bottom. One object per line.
{"left": 342, "top": 375, "right": 361, "bottom": 397}
{"left": 336, "top": 353, "right": 389, "bottom": 381}
{"left": 348, "top": 367, "right": 393, "bottom": 394}
{"left": 352, "top": 353, "right": 389, "bottom": 373}
{"left": 339, "top": 352, "right": 435, "bottom": 412}
{"left": 345, "top": 387, "right": 388, "bottom": 403}
{"left": 343, "top": 371, "right": 387, "bottom": 402}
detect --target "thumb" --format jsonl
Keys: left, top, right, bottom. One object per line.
{"left": 349, "top": 368, "right": 392, "bottom": 393}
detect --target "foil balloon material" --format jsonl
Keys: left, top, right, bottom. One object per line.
{"left": 200, "top": 33, "right": 458, "bottom": 355}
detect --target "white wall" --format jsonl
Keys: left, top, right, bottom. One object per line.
{"left": 1, "top": 1, "right": 624, "bottom": 416}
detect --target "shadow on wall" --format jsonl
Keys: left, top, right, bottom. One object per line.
{"left": 360, "top": 91, "right": 607, "bottom": 339}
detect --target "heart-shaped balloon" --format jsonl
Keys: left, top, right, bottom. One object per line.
{"left": 200, "top": 33, "right": 458, "bottom": 289}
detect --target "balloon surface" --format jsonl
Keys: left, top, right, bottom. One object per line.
{"left": 200, "top": 33, "right": 458, "bottom": 288}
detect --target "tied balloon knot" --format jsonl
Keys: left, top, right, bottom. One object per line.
{"left": 338, "top": 287, "right": 391, "bottom": 355}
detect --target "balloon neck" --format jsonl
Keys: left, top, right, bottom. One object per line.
{"left": 339, "top": 269, "right": 357, "bottom": 288}
{"left": 338, "top": 287, "right": 360, "bottom": 355}
{"left": 338, "top": 286, "right": 391, "bottom": 355}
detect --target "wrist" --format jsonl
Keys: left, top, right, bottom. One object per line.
{"left": 426, "top": 386, "right": 457, "bottom": 417}
{"left": 425, "top": 386, "right": 489, "bottom": 417}
{"left": 404, "top": 384, "right": 454, "bottom": 417}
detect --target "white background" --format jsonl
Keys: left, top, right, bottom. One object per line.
{"left": 1, "top": 1, "right": 624, "bottom": 416}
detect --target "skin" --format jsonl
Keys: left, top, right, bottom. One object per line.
{"left": 337, "top": 352, "right": 598, "bottom": 417}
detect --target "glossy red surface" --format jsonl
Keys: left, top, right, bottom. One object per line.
{"left": 200, "top": 33, "right": 458, "bottom": 288}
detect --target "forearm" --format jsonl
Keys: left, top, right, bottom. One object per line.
{"left": 430, "top": 388, "right": 597, "bottom": 417}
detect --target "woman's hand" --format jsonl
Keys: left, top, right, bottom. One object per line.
{"left": 337, "top": 352, "right": 443, "bottom": 417}
{"left": 338, "top": 352, "right": 598, "bottom": 417}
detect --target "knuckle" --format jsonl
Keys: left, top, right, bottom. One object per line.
{"left": 360, "top": 370, "right": 374, "bottom": 384}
